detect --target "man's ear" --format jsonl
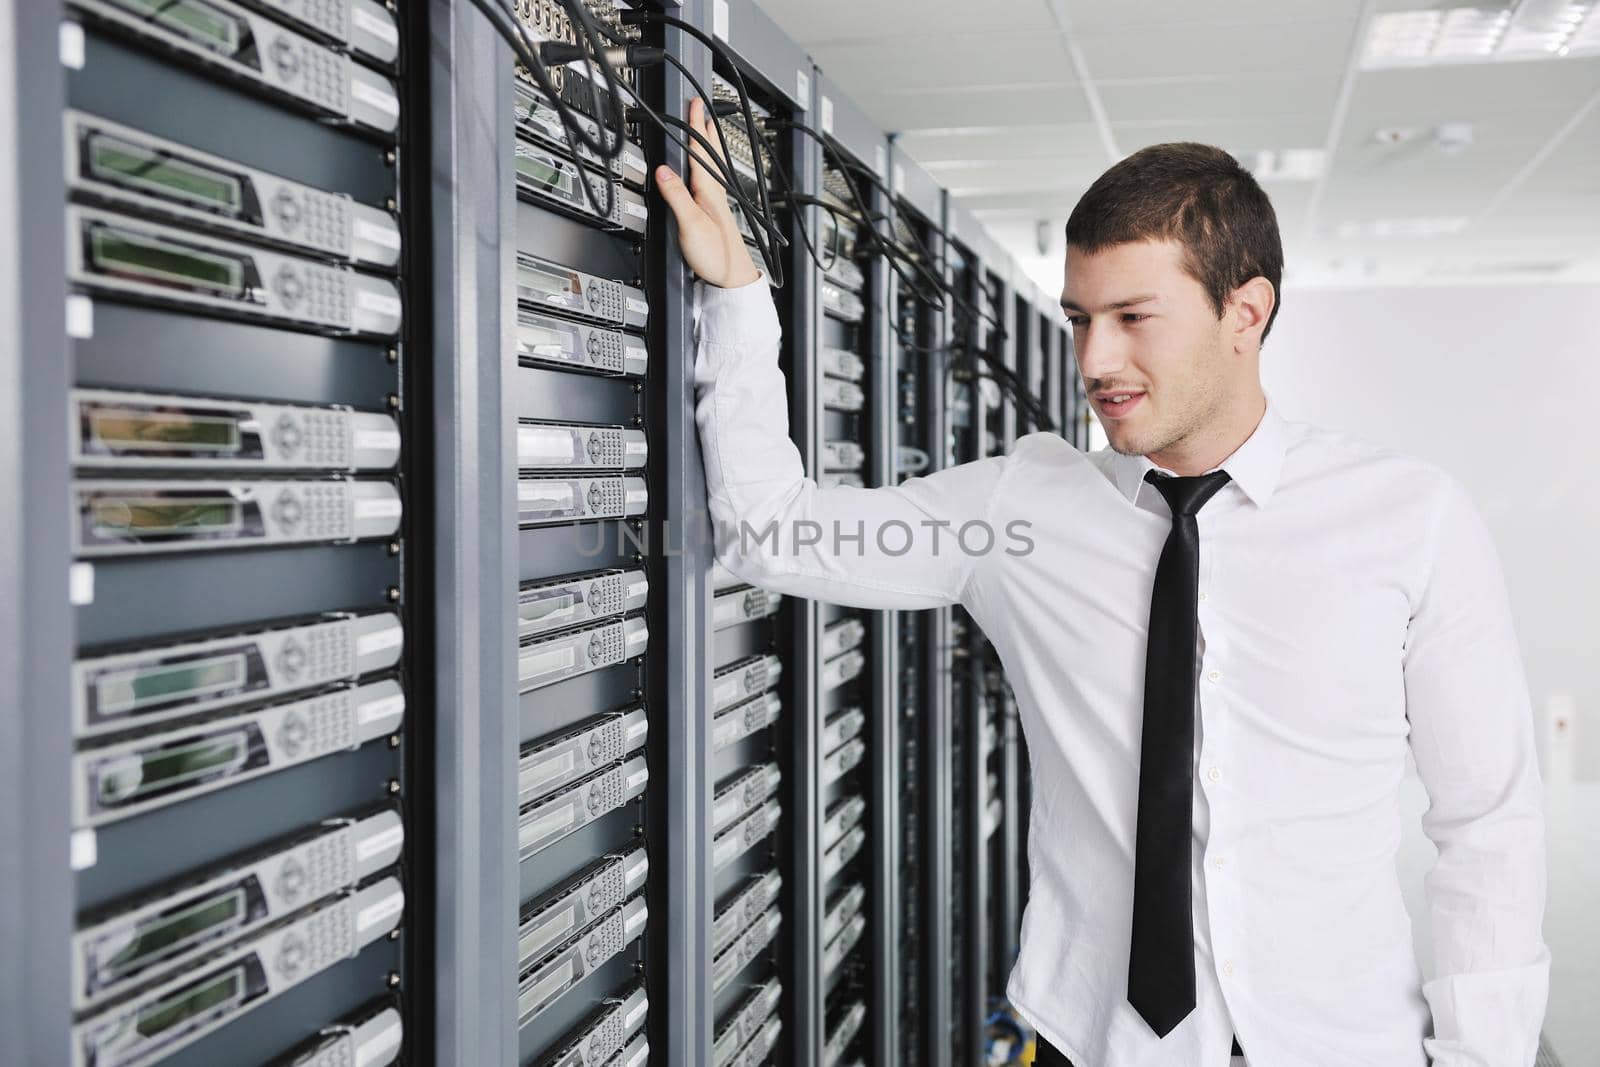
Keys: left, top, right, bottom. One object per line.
{"left": 1227, "top": 277, "right": 1275, "bottom": 351}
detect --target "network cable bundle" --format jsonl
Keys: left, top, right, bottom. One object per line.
{"left": 7, "top": 1, "right": 1084, "bottom": 1064}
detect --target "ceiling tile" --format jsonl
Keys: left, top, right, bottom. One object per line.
{"left": 1063, "top": 0, "right": 1362, "bottom": 32}
{"left": 758, "top": 0, "right": 1056, "bottom": 46}
{"left": 960, "top": 188, "right": 1090, "bottom": 216}
{"left": 1339, "top": 58, "right": 1600, "bottom": 130}
{"left": 1074, "top": 18, "right": 1360, "bottom": 81}
{"left": 1113, "top": 118, "right": 1333, "bottom": 155}
{"left": 839, "top": 81, "right": 1094, "bottom": 133}
{"left": 896, "top": 124, "right": 1107, "bottom": 164}
{"left": 1097, "top": 73, "right": 1343, "bottom": 125}
{"left": 935, "top": 158, "right": 1103, "bottom": 197}
{"left": 807, "top": 31, "right": 1072, "bottom": 90}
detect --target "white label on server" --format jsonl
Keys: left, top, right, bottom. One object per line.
{"left": 625, "top": 296, "right": 649, "bottom": 316}
{"left": 357, "top": 626, "right": 406, "bottom": 658}
{"left": 60, "top": 21, "right": 86, "bottom": 69}
{"left": 713, "top": 0, "right": 729, "bottom": 40}
{"left": 820, "top": 96, "right": 834, "bottom": 134}
{"left": 356, "top": 821, "right": 407, "bottom": 864}
{"left": 354, "top": 495, "right": 404, "bottom": 522}
{"left": 874, "top": 145, "right": 887, "bottom": 177}
{"left": 357, "top": 890, "right": 406, "bottom": 930}
{"left": 353, "top": 428, "right": 403, "bottom": 453}
{"left": 350, "top": 76, "right": 402, "bottom": 118}
{"left": 796, "top": 69, "right": 810, "bottom": 109}
{"left": 69, "top": 562, "right": 95, "bottom": 606}
{"left": 527, "top": 644, "right": 577, "bottom": 676}
{"left": 70, "top": 828, "right": 97, "bottom": 871}
{"left": 66, "top": 294, "right": 94, "bottom": 339}
{"left": 354, "top": 217, "right": 402, "bottom": 251}
{"left": 358, "top": 692, "right": 407, "bottom": 726}
{"left": 352, "top": 5, "right": 400, "bottom": 46}
{"left": 357, "top": 288, "right": 404, "bottom": 319}
{"left": 623, "top": 200, "right": 649, "bottom": 221}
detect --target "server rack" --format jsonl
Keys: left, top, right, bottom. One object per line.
{"left": 980, "top": 256, "right": 1018, "bottom": 1030}
{"left": 504, "top": 4, "right": 689, "bottom": 1065}
{"left": 942, "top": 213, "right": 982, "bottom": 1067}
{"left": 880, "top": 143, "right": 952, "bottom": 1067}
{"left": 55, "top": 0, "right": 417, "bottom": 1064}
{"left": 689, "top": 7, "right": 815, "bottom": 1067}
{"left": 999, "top": 269, "right": 1038, "bottom": 990}
{"left": 809, "top": 70, "right": 887, "bottom": 1067}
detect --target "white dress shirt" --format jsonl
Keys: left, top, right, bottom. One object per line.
{"left": 693, "top": 276, "right": 1551, "bottom": 1066}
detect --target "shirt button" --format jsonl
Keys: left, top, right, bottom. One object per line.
{"left": 1222, "top": 961, "right": 1235, "bottom": 977}
{"left": 1213, "top": 855, "right": 1227, "bottom": 869}
{"left": 1198, "top": 591, "right": 1208, "bottom": 601}
{"left": 1207, "top": 767, "right": 1222, "bottom": 782}
{"left": 1207, "top": 669, "right": 1221, "bottom": 682}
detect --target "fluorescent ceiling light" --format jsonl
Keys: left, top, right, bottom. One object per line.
{"left": 1334, "top": 216, "right": 1471, "bottom": 238}
{"left": 1361, "top": 1, "right": 1600, "bottom": 68}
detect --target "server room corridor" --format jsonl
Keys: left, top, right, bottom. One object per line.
{"left": 2, "top": 1, "right": 1593, "bottom": 1065}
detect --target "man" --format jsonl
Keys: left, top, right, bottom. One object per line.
{"left": 655, "top": 98, "right": 1550, "bottom": 1066}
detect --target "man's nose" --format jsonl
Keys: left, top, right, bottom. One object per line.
{"left": 1073, "top": 326, "right": 1126, "bottom": 383}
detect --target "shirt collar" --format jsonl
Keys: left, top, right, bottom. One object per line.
{"left": 1108, "top": 394, "right": 1289, "bottom": 510}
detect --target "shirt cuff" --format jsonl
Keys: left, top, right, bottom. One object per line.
{"left": 695, "top": 271, "right": 781, "bottom": 348}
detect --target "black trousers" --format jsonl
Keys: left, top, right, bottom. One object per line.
{"left": 1035, "top": 1034, "right": 1244, "bottom": 1066}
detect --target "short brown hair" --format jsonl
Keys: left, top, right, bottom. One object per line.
{"left": 1066, "top": 142, "right": 1283, "bottom": 342}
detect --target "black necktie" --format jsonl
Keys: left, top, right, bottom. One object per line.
{"left": 1128, "top": 468, "right": 1232, "bottom": 1038}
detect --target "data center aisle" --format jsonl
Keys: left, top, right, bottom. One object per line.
{"left": 0, "top": 2, "right": 1082, "bottom": 1065}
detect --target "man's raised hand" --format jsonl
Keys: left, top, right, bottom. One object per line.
{"left": 653, "top": 96, "right": 762, "bottom": 289}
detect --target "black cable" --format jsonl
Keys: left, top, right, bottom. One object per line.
{"left": 580, "top": 12, "right": 795, "bottom": 286}
{"left": 554, "top": 0, "right": 629, "bottom": 154}
{"left": 951, "top": 359, "right": 1053, "bottom": 436}
{"left": 618, "top": 9, "right": 784, "bottom": 273}
{"left": 763, "top": 154, "right": 844, "bottom": 276}
{"left": 785, "top": 190, "right": 947, "bottom": 309}
{"left": 482, "top": 0, "right": 622, "bottom": 164}
{"left": 466, "top": 0, "right": 620, "bottom": 218}
{"left": 642, "top": 47, "right": 795, "bottom": 284}
{"left": 646, "top": 111, "right": 786, "bottom": 286}
{"left": 768, "top": 119, "right": 953, "bottom": 308}
{"left": 929, "top": 316, "right": 1055, "bottom": 432}
{"left": 772, "top": 118, "right": 954, "bottom": 307}
{"left": 958, "top": 349, "right": 1055, "bottom": 432}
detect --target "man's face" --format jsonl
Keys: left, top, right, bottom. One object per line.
{"left": 1061, "top": 239, "right": 1232, "bottom": 458}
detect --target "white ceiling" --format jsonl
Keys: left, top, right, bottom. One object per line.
{"left": 754, "top": 0, "right": 1600, "bottom": 294}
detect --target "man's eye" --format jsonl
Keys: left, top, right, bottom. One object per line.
{"left": 1122, "top": 313, "right": 1148, "bottom": 324}
{"left": 1066, "top": 315, "right": 1088, "bottom": 327}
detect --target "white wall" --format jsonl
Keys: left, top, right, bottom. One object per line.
{"left": 1262, "top": 282, "right": 1600, "bottom": 1062}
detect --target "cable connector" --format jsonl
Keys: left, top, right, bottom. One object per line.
{"left": 538, "top": 41, "right": 663, "bottom": 67}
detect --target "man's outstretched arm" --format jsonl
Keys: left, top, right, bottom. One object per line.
{"left": 657, "top": 98, "right": 1010, "bottom": 611}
